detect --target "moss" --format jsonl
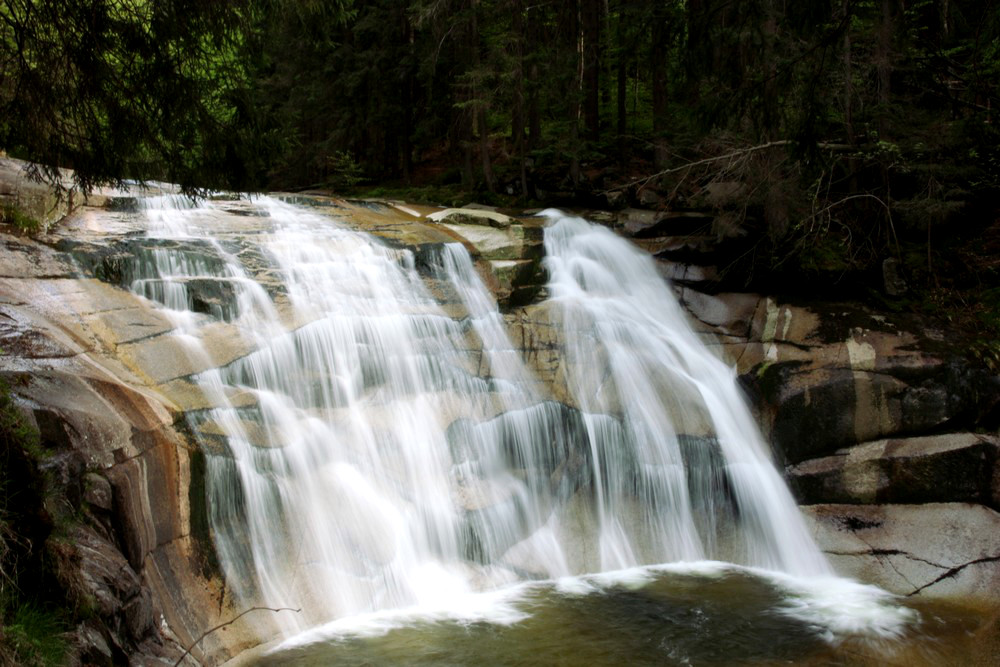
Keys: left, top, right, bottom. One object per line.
{"left": 0, "top": 202, "right": 42, "bottom": 235}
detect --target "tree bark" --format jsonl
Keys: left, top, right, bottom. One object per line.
{"left": 562, "top": 0, "right": 581, "bottom": 186}
{"left": 527, "top": 15, "right": 541, "bottom": 150}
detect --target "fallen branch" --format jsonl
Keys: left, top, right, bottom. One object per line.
{"left": 173, "top": 606, "right": 301, "bottom": 667}
{"left": 602, "top": 140, "right": 795, "bottom": 194}
{"left": 602, "top": 139, "right": 890, "bottom": 195}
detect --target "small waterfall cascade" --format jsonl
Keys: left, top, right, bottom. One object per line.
{"left": 129, "top": 196, "right": 836, "bottom": 638}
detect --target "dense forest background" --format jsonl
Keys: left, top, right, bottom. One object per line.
{"left": 2, "top": 0, "right": 1000, "bottom": 339}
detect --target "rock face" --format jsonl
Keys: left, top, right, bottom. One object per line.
{"left": 1, "top": 168, "right": 998, "bottom": 665}
{"left": 0, "top": 232, "right": 261, "bottom": 664}
{"left": 803, "top": 503, "right": 1000, "bottom": 601}
{"left": 787, "top": 433, "right": 1000, "bottom": 508}
{"left": 694, "top": 295, "right": 1000, "bottom": 604}
{"left": 675, "top": 292, "right": 1000, "bottom": 464}
{"left": 610, "top": 208, "right": 1000, "bottom": 607}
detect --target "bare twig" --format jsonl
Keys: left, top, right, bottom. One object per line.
{"left": 173, "top": 606, "right": 300, "bottom": 667}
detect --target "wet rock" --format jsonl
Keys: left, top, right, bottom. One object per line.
{"left": 437, "top": 221, "right": 541, "bottom": 261}
{"left": 0, "top": 303, "right": 79, "bottom": 357}
{"left": 117, "top": 321, "right": 257, "bottom": 385}
{"left": 803, "top": 503, "right": 1000, "bottom": 603}
{"left": 679, "top": 290, "right": 761, "bottom": 339}
{"left": 751, "top": 359, "right": 1000, "bottom": 464}
{"left": 657, "top": 261, "right": 719, "bottom": 289}
{"left": 0, "top": 233, "right": 76, "bottom": 277}
{"left": 488, "top": 258, "right": 547, "bottom": 309}
{"left": 123, "top": 588, "right": 155, "bottom": 642}
{"left": 38, "top": 449, "right": 87, "bottom": 509}
{"left": 787, "top": 433, "right": 1000, "bottom": 508}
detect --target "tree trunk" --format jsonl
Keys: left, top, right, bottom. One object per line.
{"left": 562, "top": 0, "right": 582, "bottom": 186}
{"left": 401, "top": 12, "right": 414, "bottom": 183}
{"left": 760, "top": 0, "right": 778, "bottom": 138}
{"left": 511, "top": 0, "right": 529, "bottom": 198}
{"left": 582, "top": 0, "right": 601, "bottom": 142}
{"left": 616, "top": 3, "right": 627, "bottom": 166}
{"left": 470, "top": 0, "right": 495, "bottom": 192}
{"left": 651, "top": 8, "right": 668, "bottom": 167}
{"left": 877, "top": 0, "right": 895, "bottom": 139}
{"left": 842, "top": 0, "right": 854, "bottom": 144}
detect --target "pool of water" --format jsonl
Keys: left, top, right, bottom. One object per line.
{"left": 259, "top": 563, "right": 996, "bottom": 666}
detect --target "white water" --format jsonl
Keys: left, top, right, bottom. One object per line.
{"left": 128, "top": 197, "right": 906, "bottom": 645}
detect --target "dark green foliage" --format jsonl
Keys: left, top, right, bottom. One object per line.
{"left": 2, "top": 603, "right": 68, "bottom": 667}
{"left": 0, "top": 0, "right": 267, "bottom": 193}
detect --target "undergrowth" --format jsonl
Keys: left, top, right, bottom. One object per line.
{"left": 0, "top": 379, "right": 69, "bottom": 666}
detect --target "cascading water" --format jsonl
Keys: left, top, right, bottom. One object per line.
{"left": 127, "top": 195, "right": 913, "bottom": 658}
{"left": 540, "top": 210, "right": 828, "bottom": 576}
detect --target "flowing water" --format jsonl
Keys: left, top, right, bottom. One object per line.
{"left": 124, "top": 196, "right": 941, "bottom": 662}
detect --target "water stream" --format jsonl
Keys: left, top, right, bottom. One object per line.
{"left": 127, "top": 196, "right": 920, "bottom": 661}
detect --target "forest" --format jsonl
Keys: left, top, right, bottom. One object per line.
{"left": 2, "top": 0, "right": 1000, "bottom": 331}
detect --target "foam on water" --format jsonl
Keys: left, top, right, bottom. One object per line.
{"left": 271, "top": 561, "right": 916, "bottom": 655}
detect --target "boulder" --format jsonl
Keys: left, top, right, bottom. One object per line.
{"left": 427, "top": 207, "right": 513, "bottom": 228}
{"left": 616, "top": 208, "right": 714, "bottom": 238}
{"left": 787, "top": 433, "right": 1000, "bottom": 508}
{"left": 437, "top": 219, "right": 543, "bottom": 262}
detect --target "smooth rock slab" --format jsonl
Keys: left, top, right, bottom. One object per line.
{"left": 802, "top": 503, "right": 1000, "bottom": 603}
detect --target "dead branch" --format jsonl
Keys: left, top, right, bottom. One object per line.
{"left": 173, "top": 606, "right": 301, "bottom": 667}
{"left": 602, "top": 140, "right": 795, "bottom": 194}
{"left": 603, "top": 140, "right": 888, "bottom": 195}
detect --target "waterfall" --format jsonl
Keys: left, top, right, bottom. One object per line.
{"left": 540, "top": 209, "right": 829, "bottom": 577}
{"left": 130, "top": 196, "right": 864, "bottom": 641}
